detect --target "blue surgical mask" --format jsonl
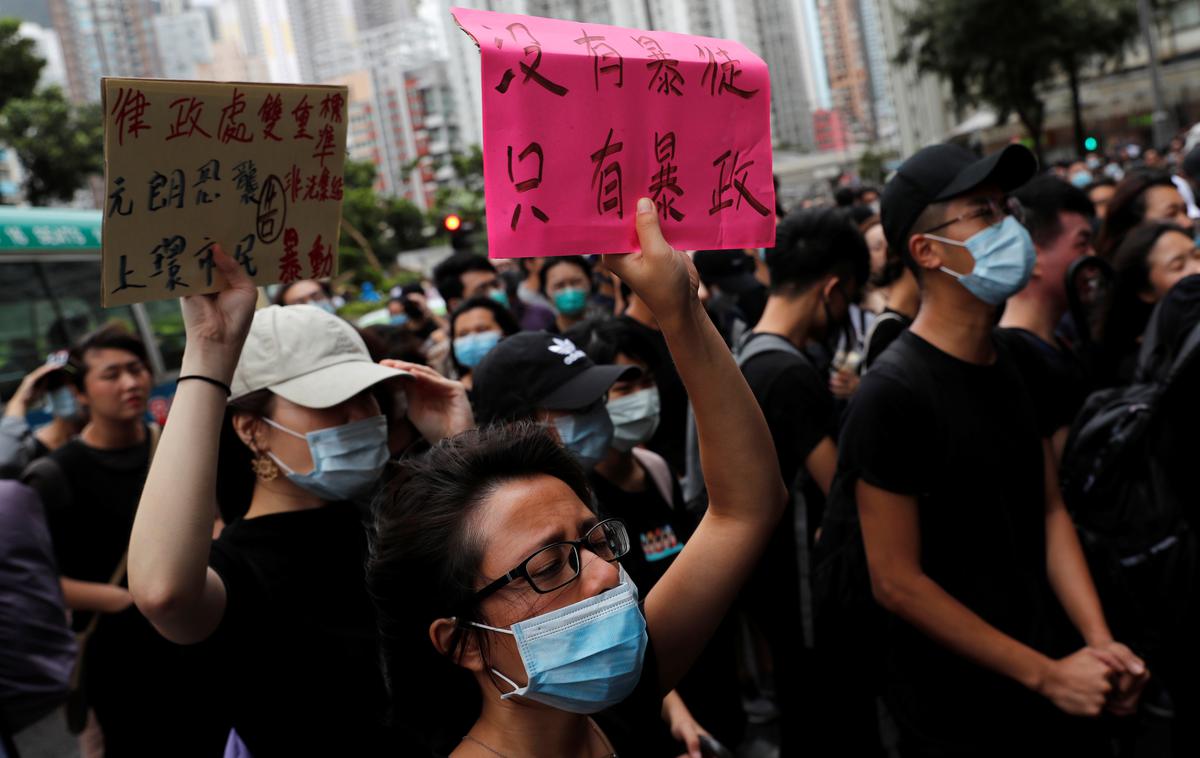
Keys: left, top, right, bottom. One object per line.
{"left": 1070, "top": 170, "right": 1093, "bottom": 188}
{"left": 552, "top": 404, "right": 613, "bottom": 470}
{"left": 389, "top": 313, "right": 409, "bottom": 326}
{"left": 488, "top": 289, "right": 511, "bottom": 309}
{"left": 470, "top": 566, "right": 647, "bottom": 714}
{"left": 606, "top": 388, "right": 660, "bottom": 453}
{"left": 553, "top": 287, "right": 588, "bottom": 317}
{"left": 45, "top": 387, "right": 80, "bottom": 421}
{"left": 311, "top": 299, "right": 336, "bottom": 314}
{"left": 264, "top": 414, "right": 389, "bottom": 501}
{"left": 925, "top": 215, "right": 1036, "bottom": 306}
{"left": 454, "top": 330, "right": 502, "bottom": 369}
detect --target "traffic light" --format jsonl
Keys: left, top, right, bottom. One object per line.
{"left": 1084, "top": 136, "right": 1099, "bottom": 152}
{"left": 443, "top": 213, "right": 476, "bottom": 251}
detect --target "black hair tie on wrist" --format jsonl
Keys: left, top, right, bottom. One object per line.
{"left": 177, "top": 375, "right": 232, "bottom": 397}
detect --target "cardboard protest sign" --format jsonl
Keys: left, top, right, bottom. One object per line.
{"left": 100, "top": 78, "right": 348, "bottom": 306}
{"left": 452, "top": 7, "right": 775, "bottom": 259}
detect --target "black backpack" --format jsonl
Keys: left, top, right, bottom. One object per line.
{"left": 1060, "top": 295, "right": 1200, "bottom": 659}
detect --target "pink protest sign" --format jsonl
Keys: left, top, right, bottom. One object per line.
{"left": 451, "top": 7, "right": 775, "bottom": 259}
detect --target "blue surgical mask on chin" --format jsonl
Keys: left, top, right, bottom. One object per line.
{"left": 264, "top": 414, "right": 389, "bottom": 501}
{"left": 925, "top": 215, "right": 1037, "bottom": 306}
{"left": 469, "top": 566, "right": 647, "bottom": 714}
{"left": 454, "top": 330, "right": 502, "bottom": 369}
{"left": 552, "top": 404, "right": 614, "bottom": 470}
{"left": 46, "top": 386, "right": 80, "bottom": 421}
{"left": 1070, "top": 170, "right": 1093, "bottom": 188}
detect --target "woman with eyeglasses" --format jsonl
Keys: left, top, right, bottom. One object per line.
{"left": 369, "top": 198, "right": 787, "bottom": 757}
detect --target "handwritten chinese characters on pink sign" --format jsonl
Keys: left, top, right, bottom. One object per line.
{"left": 100, "top": 78, "right": 348, "bottom": 306}
{"left": 451, "top": 7, "right": 775, "bottom": 259}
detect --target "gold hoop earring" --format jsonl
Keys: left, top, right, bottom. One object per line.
{"left": 251, "top": 454, "right": 279, "bottom": 481}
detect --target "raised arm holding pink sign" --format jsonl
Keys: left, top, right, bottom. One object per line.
{"left": 451, "top": 7, "right": 776, "bottom": 259}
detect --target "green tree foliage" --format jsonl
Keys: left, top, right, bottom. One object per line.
{"left": 1050, "top": 0, "right": 1140, "bottom": 156}
{"left": 384, "top": 197, "right": 427, "bottom": 251}
{"left": 897, "top": 0, "right": 1139, "bottom": 162}
{"left": 0, "top": 18, "right": 43, "bottom": 112}
{"left": 337, "top": 159, "right": 434, "bottom": 281}
{"left": 0, "top": 87, "right": 103, "bottom": 205}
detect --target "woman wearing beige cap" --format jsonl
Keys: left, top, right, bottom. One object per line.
{"left": 127, "top": 250, "right": 471, "bottom": 756}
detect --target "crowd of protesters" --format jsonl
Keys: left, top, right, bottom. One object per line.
{"left": 3, "top": 130, "right": 1200, "bottom": 758}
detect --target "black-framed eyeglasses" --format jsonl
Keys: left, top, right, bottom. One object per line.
{"left": 920, "top": 196, "right": 1024, "bottom": 235}
{"left": 473, "top": 518, "right": 630, "bottom": 602}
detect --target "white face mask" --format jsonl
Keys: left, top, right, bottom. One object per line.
{"left": 605, "top": 388, "right": 661, "bottom": 452}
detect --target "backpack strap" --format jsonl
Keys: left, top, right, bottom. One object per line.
{"left": 68, "top": 423, "right": 160, "bottom": 691}
{"left": 734, "top": 331, "right": 804, "bottom": 367}
{"left": 862, "top": 311, "right": 906, "bottom": 370}
{"left": 632, "top": 447, "right": 675, "bottom": 507}
{"left": 733, "top": 331, "right": 818, "bottom": 646}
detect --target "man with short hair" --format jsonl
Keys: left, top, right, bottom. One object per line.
{"left": 22, "top": 326, "right": 224, "bottom": 754}
{"left": 839, "top": 143, "right": 1147, "bottom": 755}
{"left": 433, "top": 252, "right": 555, "bottom": 331}
{"left": 999, "top": 176, "right": 1096, "bottom": 458}
{"left": 736, "top": 208, "right": 869, "bottom": 756}
{"left": 1084, "top": 177, "right": 1117, "bottom": 220}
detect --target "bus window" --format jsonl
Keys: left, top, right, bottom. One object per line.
{"left": 0, "top": 260, "right": 137, "bottom": 401}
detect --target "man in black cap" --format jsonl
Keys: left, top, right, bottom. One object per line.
{"left": 693, "top": 249, "right": 768, "bottom": 334}
{"left": 833, "top": 143, "right": 1147, "bottom": 754}
{"left": 471, "top": 331, "right": 637, "bottom": 470}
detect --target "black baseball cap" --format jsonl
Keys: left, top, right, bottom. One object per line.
{"left": 693, "top": 249, "right": 762, "bottom": 295}
{"left": 472, "top": 332, "right": 639, "bottom": 424}
{"left": 881, "top": 143, "right": 1038, "bottom": 261}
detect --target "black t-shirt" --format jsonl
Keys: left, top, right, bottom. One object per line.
{"left": 619, "top": 316, "right": 688, "bottom": 474}
{"left": 837, "top": 330, "right": 1056, "bottom": 746}
{"left": 863, "top": 308, "right": 913, "bottom": 370}
{"left": 740, "top": 331, "right": 834, "bottom": 577}
{"left": 23, "top": 434, "right": 150, "bottom": 595}
{"left": 740, "top": 332, "right": 835, "bottom": 490}
{"left": 589, "top": 465, "right": 691, "bottom": 594}
{"left": 21, "top": 432, "right": 226, "bottom": 755}
{"left": 205, "top": 502, "right": 393, "bottom": 757}
{"left": 589, "top": 466, "right": 745, "bottom": 751}
{"left": 995, "top": 327, "right": 1088, "bottom": 437}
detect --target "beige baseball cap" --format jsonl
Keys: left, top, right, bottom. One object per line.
{"left": 230, "top": 305, "right": 411, "bottom": 409}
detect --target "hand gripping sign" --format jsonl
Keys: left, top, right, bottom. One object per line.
{"left": 100, "top": 78, "right": 349, "bottom": 306}
{"left": 451, "top": 7, "right": 776, "bottom": 259}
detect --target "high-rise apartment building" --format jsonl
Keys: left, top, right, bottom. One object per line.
{"left": 48, "top": 0, "right": 162, "bottom": 103}
{"left": 816, "top": 0, "right": 873, "bottom": 143}
{"left": 875, "top": 0, "right": 953, "bottom": 156}
{"left": 153, "top": 9, "right": 214, "bottom": 80}
{"left": 858, "top": 0, "right": 898, "bottom": 149}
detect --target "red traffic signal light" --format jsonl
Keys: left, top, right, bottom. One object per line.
{"left": 443, "top": 214, "right": 462, "bottom": 232}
